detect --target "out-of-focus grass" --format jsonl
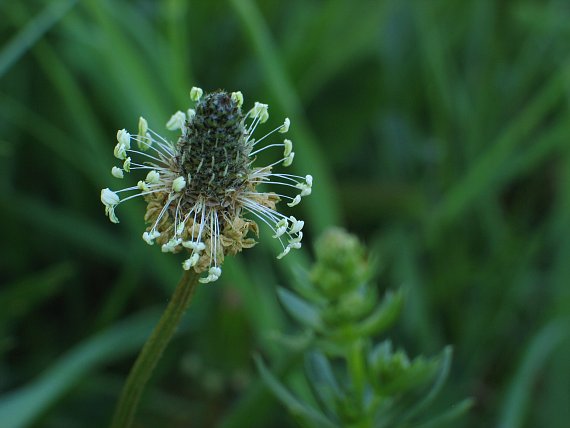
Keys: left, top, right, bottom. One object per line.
{"left": 1, "top": 0, "right": 569, "bottom": 427}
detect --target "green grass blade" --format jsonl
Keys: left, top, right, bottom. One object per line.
{"left": 0, "top": 263, "right": 74, "bottom": 327}
{"left": 0, "top": 308, "right": 162, "bottom": 428}
{"left": 0, "top": 0, "right": 78, "bottom": 78}
{"left": 498, "top": 319, "right": 569, "bottom": 428}
{"left": 431, "top": 68, "right": 567, "bottom": 230}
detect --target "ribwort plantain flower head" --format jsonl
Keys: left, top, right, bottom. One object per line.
{"left": 101, "top": 88, "right": 312, "bottom": 283}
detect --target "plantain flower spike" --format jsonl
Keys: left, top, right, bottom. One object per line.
{"left": 100, "top": 88, "right": 312, "bottom": 283}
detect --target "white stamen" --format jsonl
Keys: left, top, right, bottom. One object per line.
{"left": 279, "top": 118, "right": 290, "bottom": 133}
{"left": 112, "top": 166, "right": 124, "bottom": 178}
{"left": 287, "top": 194, "right": 301, "bottom": 207}
{"left": 161, "top": 237, "right": 182, "bottom": 253}
{"left": 276, "top": 246, "right": 290, "bottom": 259}
{"left": 166, "top": 111, "right": 186, "bottom": 131}
{"left": 101, "top": 188, "right": 120, "bottom": 206}
{"left": 146, "top": 170, "right": 160, "bottom": 184}
{"left": 114, "top": 143, "right": 127, "bottom": 160}
{"left": 142, "top": 230, "right": 160, "bottom": 245}
{"left": 289, "top": 216, "right": 304, "bottom": 234}
{"left": 272, "top": 218, "right": 288, "bottom": 238}
{"left": 296, "top": 182, "right": 312, "bottom": 196}
{"left": 176, "top": 222, "right": 185, "bottom": 235}
{"left": 283, "top": 152, "right": 295, "bottom": 167}
{"left": 190, "top": 87, "right": 203, "bottom": 101}
{"left": 101, "top": 188, "right": 120, "bottom": 224}
{"left": 116, "top": 129, "right": 131, "bottom": 149}
{"left": 283, "top": 139, "right": 293, "bottom": 157}
{"left": 199, "top": 266, "right": 222, "bottom": 283}
{"left": 138, "top": 117, "right": 151, "bottom": 150}
{"left": 172, "top": 176, "right": 186, "bottom": 192}
{"left": 183, "top": 253, "right": 200, "bottom": 270}
{"left": 250, "top": 102, "right": 269, "bottom": 123}
{"left": 182, "top": 241, "right": 206, "bottom": 252}
{"left": 137, "top": 180, "right": 149, "bottom": 191}
{"left": 231, "top": 91, "right": 244, "bottom": 107}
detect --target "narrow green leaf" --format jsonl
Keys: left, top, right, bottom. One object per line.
{"left": 277, "top": 287, "right": 325, "bottom": 332}
{"left": 0, "top": 263, "right": 74, "bottom": 327}
{"left": 254, "top": 355, "right": 339, "bottom": 428}
{"left": 0, "top": 308, "right": 163, "bottom": 428}
{"left": 411, "top": 398, "right": 473, "bottom": 428}
{"left": 329, "top": 290, "right": 403, "bottom": 341}
{"left": 355, "top": 290, "right": 404, "bottom": 337}
{"left": 304, "top": 351, "right": 344, "bottom": 415}
{"left": 403, "top": 347, "right": 453, "bottom": 423}
{"left": 498, "top": 320, "right": 569, "bottom": 428}
{"left": 0, "top": 0, "right": 78, "bottom": 77}
{"left": 0, "top": 193, "right": 125, "bottom": 262}
{"left": 431, "top": 69, "right": 566, "bottom": 229}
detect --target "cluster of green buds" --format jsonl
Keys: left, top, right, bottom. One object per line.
{"left": 100, "top": 87, "right": 312, "bottom": 283}
{"left": 257, "top": 228, "right": 471, "bottom": 427}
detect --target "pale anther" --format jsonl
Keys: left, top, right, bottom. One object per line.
{"left": 137, "top": 180, "right": 149, "bottom": 192}
{"left": 276, "top": 246, "right": 290, "bottom": 259}
{"left": 231, "top": 91, "right": 244, "bottom": 107}
{"left": 283, "top": 139, "right": 293, "bottom": 157}
{"left": 273, "top": 218, "right": 288, "bottom": 238}
{"left": 138, "top": 117, "right": 151, "bottom": 150}
{"left": 287, "top": 195, "right": 301, "bottom": 207}
{"left": 172, "top": 176, "right": 186, "bottom": 192}
{"left": 117, "top": 129, "right": 131, "bottom": 149}
{"left": 289, "top": 216, "right": 304, "bottom": 234}
{"left": 166, "top": 111, "right": 186, "bottom": 131}
{"left": 142, "top": 231, "right": 155, "bottom": 245}
{"left": 279, "top": 118, "right": 290, "bottom": 133}
{"left": 146, "top": 170, "right": 160, "bottom": 184}
{"left": 283, "top": 152, "right": 295, "bottom": 167}
{"left": 101, "top": 188, "right": 120, "bottom": 206}
{"left": 114, "top": 143, "right": 127, "bottom": 160}
{"left": 190, "top": 87, "right": 203, "bottom": 101}
{"left": 112, "top": 166, "right": 124, "bottom": 178}
{"left": 182, "top": 253, "right": 200, "bottom": 270}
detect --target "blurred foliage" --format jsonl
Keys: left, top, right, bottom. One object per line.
{"left": 257, "top": 228, "right": 472, "bottom": 427}
{"left": 1, "top": 0, "right": 570, "bottom": 427}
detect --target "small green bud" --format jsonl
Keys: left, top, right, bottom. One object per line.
{"left": 310, "top": 228, "right": 369, "bottom": 299}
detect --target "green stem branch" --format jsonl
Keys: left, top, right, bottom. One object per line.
{"left": 110, "top": 269, "right": 200, "bottom": 428}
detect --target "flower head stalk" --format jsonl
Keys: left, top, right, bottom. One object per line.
{"left": 101, "top": 88, "right": 312, "bottom": 283}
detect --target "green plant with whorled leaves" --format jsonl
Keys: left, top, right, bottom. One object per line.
{"left": 257, "top": 228, "right": 472, "bottom": 428}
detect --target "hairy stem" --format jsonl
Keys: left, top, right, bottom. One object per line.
{"left": 110, "top": 269, "right": 200, "bottom": 428}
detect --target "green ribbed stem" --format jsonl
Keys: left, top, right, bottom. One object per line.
{"left": 110, "top": 270, "right": 200, "bottom": 428}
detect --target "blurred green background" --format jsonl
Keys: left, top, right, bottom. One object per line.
{"left": 1, "top": 0, "right": 570, "bottom": 427}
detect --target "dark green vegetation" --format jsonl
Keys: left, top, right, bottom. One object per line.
{"left": 1, "top": 0, "right": 569, "bottom": 427}
{"left": 257, "top": 228, "right": 472, "bottom": 428}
